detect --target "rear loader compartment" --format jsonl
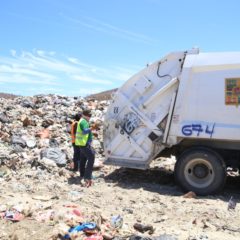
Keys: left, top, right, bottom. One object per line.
{"left": 103, "top": 50, "right": 188, "bottom": 169}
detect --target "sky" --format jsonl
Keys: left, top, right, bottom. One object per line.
{"left": 1, "top": 0, "right": 240, "bottom": 97}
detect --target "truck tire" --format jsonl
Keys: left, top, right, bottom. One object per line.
{"left": 174, "top": 148, "right": 226, "bottom": 195}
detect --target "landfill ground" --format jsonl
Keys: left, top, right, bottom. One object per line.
{"left": 0, "top": 158, "right": 240, "bottom": 240}
{"left": 0, "top": 95, "right": 240, "bottom": 240}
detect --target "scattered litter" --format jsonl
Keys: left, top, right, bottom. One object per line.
{"left": 129, "top": 235, "right": 152, "bottom": 240}
{"left": 228, "top": 196, "right": 237, "bottom": 210}
{"left": 0, "top": 166, "right": 11, "bottom": 177}
{"left": 183, "top": 191, "right": 196, "bottom": 199}
{"left": 64, "top": 222, "right": 97, "bottom": 239}
{"left": 32, "top": 195, "right": 54, "bottom": 201}
{"left": 133, "top": 223, "right": 154, "bottom": 234}
{"left": 26, "top": 137, "right": 37, "bottom": 148}
{"left": 110, "top": 215, "right": 123, "bottom": 229}
{"left": 41, "top": 147, "right": 67, "bottom": 166}
{"left": 35, "top": 210, "right": 55, "bottom": 222}
{"left": 4, "top": 210, "right": 24, "bottom": 222}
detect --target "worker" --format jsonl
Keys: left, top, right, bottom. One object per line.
{"left": 75, "top": 109, "right": 95, "bottom": 187}
{"left": 71, "top": 113, "right": 82, "bottom": 171}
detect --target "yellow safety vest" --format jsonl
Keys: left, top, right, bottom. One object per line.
{"left": 75, "top": 119, "right": 89, "bottom": 146}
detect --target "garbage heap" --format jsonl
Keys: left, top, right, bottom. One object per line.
{"left": 0, "top": 94, "right": 108, "bottom": 171}
{"left": 0, "top": 95, "right": 115, "bottom": 239}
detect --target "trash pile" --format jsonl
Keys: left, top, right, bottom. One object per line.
{"left": 0, "top": 94, "right": 107, "bottom": 171}
{"left": 0, "top": 94, "right": 111, "bottom": 239}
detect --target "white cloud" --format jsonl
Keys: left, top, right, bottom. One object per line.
{"left": 36, "top": 50, "right": 46, "bottom": 57}
{"left": 27, "top": 87, "right": 63, "bottom": 93}
{"left": 0, "top": 65, "right": 56, "bottom": 80}
{"left": 0, "top": 49, "right": 138, "bottom": 96}
{"left": 72, "top": 75, "right": 112, "bottom": 85}
{"left": 10, "top": 49, "right": 17, "bottom": 57}
{"left": 0, "top": 75, "right": 57, "bottom": 85}
{"left": 61, "top": 14, "right": 155, "bottom": 45}
{"left": 68, "top": 57, "right": 79, "bottom": 64}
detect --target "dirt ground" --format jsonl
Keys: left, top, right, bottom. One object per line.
{"left": 0, "top": 158, "right": 240, "bottom": 240}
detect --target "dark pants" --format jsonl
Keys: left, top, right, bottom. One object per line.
{"left": 73, "top": 143, "right": 80, "bottom": 171}
{"left": 78, "top": 144, "right": 95, "bottom": 180}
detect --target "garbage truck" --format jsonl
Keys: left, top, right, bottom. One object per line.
{"left": 103, "top": 48, "right": 240, "bottom": 195}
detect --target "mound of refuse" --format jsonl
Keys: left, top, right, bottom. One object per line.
{"left": 0, "top": 94, "right": 108, "bottom": 175}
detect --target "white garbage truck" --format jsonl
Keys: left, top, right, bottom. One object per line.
{"left": 103, "top": 48, "right": 240, "bottom": 195}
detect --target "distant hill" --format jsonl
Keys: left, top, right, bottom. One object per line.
{"left": 86, "top": 88, "right": 118, "bottom": 101}
{"left": 0, "top": 92, "right": 18, "bottom": 99}
{"left": 0, "top": 89, "right": 118, "bottom": 101}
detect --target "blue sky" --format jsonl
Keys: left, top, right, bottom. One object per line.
{"left": 0, "top": 0, "right": 240, "bottom": 96}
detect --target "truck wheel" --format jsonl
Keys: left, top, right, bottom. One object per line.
{"left": 174, "top": 148, "right": 226, "bottom": 195}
